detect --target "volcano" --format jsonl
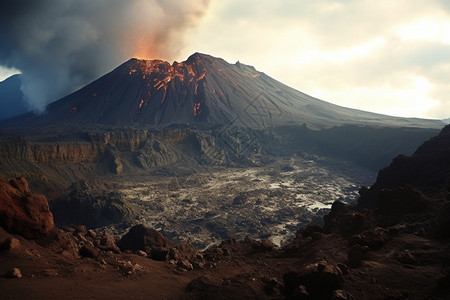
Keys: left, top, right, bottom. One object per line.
{"left": 4, "top": 53, "right": 443, "bottom": 129}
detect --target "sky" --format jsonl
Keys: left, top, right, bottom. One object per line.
{"left": 1, "top": 0, "right": 449, "bottom": 119}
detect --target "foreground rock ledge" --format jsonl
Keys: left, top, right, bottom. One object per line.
{"left": 0, "top": 177, "right": 55, "bottom": 239}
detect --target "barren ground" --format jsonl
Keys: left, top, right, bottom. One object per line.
{"left": 114, "top": 156, "right": 374, "bottom": 248}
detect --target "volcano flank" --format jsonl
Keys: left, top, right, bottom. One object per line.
{"left": 5, "top": 53, "right": 443, "bottom": 129}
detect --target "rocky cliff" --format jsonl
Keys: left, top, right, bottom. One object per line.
{"left": 359, "top": 124, "right": 450, "bottom": 209}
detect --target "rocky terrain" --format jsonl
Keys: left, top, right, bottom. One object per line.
{"left": 1, "top": 52, "right": 448, "bottom": 298}
{"left": 115, "top": 156, "right": 374, "bottom": 249}
{"left": 1, "top": 125, "right": 449, "bottom": 299}
{"left": 0, "top": 125, "right": 436, "bottom": 250}
{"left": 0, "top": 53, "right": 444, "bottom": 248}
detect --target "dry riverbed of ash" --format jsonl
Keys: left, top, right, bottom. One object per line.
{"left": 116, "top": 157, "right": 375, "bottom": 249}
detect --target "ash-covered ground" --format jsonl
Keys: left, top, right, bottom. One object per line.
{"left": 116, "top": 156, "right": 375, "bottom": 249}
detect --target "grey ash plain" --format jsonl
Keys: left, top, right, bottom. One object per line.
{"left": 115, "top": 156, "right": 374, "bottom": 249}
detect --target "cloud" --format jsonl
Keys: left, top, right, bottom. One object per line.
{"left": 0, "top": 0, "right": 210, "bottom": 113}
{"left": 2, "top": 0, "right": 449, "bottom": 119}
{"left": 182, "top": 0, "right": 450, "bottom": 119}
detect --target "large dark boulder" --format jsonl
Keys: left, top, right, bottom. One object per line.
{"left": 323, "top": 201, "right": 368, "bottom": 236}
{"left": 117, "top": 224, "right": 175, "bottom": 253}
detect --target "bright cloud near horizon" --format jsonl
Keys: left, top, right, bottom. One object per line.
{"left": 1, "top": 0, "right": 449, "bottom": 120}
{"left": 179, "top": 0, "right": 450, "bottom": 120}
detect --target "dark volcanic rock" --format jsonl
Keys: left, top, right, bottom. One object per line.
{"left": 0, "top": 177, "right": 55, "bottom": 239}
{"left": 359, "top": 124, "right": 450, "bottom": 209}
{"left": 79, "top": 244, "right": 100, "bottom": 258}
{"left": 51, "top": 191, "right": 136, "bottom": 228}
{"left": 283, "top": 263, "right": 343, "bottom": 299}
{"left": 436, "top": 202, "right": 450, "bottom": 238}
{"left": 323, "top": 201, "right": 368, "bottom": 236}
{"left": 377, "top": 187, "right": 429, "bottom": 215}
{"left": 117, "top": 224, "right": 175, "bottom": 253}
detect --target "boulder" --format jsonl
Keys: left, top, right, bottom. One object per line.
{"left": 4, "top": 268, "right": 22, "bottom": 278}
{"left": 0, "top": 237, "right": 20, "bottom": 252}
{"left": 94, "top": 230, "right": 120, "bottom": 253}
{"left": 177, "top": 258, "right": 194, "bottom": 271}
{"left": 323, "top": 201, "right": 367, "bottom": 236}
{"left": 117, "top": 224, "right": 174, "bottom": 258}
{"left": 79, "top": 244, "right": 100, "bottom": 258}
{"left": 0, "top": 177, "right": 55, "bottom": 239}
{"left": 150, "top": 247, "right": 170, "bottom": 261}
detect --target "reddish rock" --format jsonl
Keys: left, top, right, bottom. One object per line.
{"left": 4, "top": 268, "right": 22, "bottom": 279}
{"left": 0, "top": 177, "right": 55, "bottom": 239}
{"left": 94, "top": 231, "right": 120, "bottom": 253}
{"left": 0, "top": 237, "right": 20, "bottom": 252}
{"left": 79, "top": 244, "right": 100, "bottom": 258}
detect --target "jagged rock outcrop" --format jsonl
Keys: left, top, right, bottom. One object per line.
{"left": 0, "top": 177, "right": 54, "bottom": 239}
{"left": 359, "top": 124, "right": 450, "bottom": 209}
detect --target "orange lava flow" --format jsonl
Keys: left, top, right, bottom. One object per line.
{"left": 193, "top": 102, "right": 201, "bottom": 116}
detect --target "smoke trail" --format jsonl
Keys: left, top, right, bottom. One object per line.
{"left": 0, "top": 0, "right": 210, "bottom": 113}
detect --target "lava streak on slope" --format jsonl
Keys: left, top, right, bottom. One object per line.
{"left": 125, "top": 57, "right": 211, "bottom": 114}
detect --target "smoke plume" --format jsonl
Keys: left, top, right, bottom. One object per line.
{"left": 0, "top": 0, "right": 210, "bottom": 113}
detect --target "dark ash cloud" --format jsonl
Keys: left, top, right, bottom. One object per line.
{"left": 0, "top": 0, "right": 210, "bottom": 113}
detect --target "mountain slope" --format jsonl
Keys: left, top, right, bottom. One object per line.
{"left": 0, "top": 74, "right": 28, "bottom": 120}
{"left": 4, "top": 53, "right": 443, "bottom": 129}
